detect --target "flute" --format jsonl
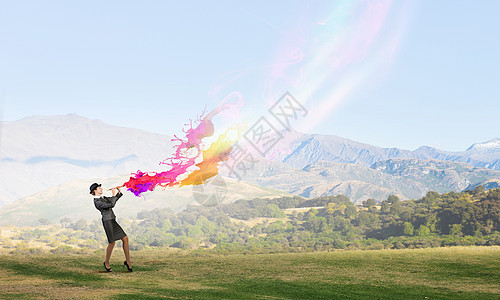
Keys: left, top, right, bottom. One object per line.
{"left": 107, "top": 185, "right": 124, "bottom": 191}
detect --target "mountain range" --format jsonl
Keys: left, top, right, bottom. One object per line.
{"left": 0, "top": 114, "right": 175, "bottom": 206}
{"left": 0, "top": 114, "right": 499, "bottom": 219}
{"left": 272, "top": 131, "right": 500, "bottom": 170}
{"left": 219, "top": 157, "right": 499, "bottom": 203}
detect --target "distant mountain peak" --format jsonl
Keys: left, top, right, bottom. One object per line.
{"left": 415, "top": 145, "right": 435, "bottom": 151}
{"left": 11, "top": 114, "right": 102, "bottom": 127}
{"left": 467, "top": 138, "right": 500, "bottom": 151}
{"left": 19, "top": 113, "right": 84, "bottom": 120}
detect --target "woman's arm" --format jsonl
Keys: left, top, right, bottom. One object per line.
{"left": 94, "top": 197, "right": 116, "bottom": 210}
{"left": 94, "top": 192, "right": 123, "bottom": 210}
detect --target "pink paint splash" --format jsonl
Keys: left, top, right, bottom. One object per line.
{"left": 123, "top": 102, "right": 239, "bottom": 197}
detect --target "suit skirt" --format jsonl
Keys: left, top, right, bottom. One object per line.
{"left": 102, "top": 219, "right": 126, "bottom": 243}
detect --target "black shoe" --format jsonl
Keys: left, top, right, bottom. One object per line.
{"left": 124, "top": 261, "right": 133, "bottom": 272}
{"left": 103, "top": 262, "right": 112, "bottom": 272}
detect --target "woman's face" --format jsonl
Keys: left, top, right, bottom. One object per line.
{"left": 94, "top": 186, "right": 103, "bottom": 196}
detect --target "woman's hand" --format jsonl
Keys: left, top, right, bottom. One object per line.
{"left": 107, "top": 185, "right": 123, "bottom": 196}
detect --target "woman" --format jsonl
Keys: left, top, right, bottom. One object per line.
{"left": 90, "top": 183, "right": 133, "bottom": 272}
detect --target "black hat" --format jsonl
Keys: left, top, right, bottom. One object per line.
{"left": 89, "top": 183, "right": 101, "bottom": 195}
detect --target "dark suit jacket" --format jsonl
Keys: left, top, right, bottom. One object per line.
{"left": 94, "top": 192, "right": 123, "bottom": 221}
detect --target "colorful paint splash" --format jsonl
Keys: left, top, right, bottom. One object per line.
{"left": 123, "top": 103, "right": 239, "bottom": 196}
{"left": 179, "top": 128, "right": 236, "bottom": 187}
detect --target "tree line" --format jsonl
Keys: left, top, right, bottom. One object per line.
{"left": 6, "top": 186, "right": 500, "bottom": 254}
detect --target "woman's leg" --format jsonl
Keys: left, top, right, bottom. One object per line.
{"left": 121, "top": 236, "right": 131, "bottom": 267}
{"left": 105, "top": 241, "right": 115, "bottom": 268}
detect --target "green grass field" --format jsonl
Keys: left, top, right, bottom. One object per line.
{"left": 0, "top": 246, "right": 499, "bottom": 299}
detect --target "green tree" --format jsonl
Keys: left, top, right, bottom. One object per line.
{"left": 59, "top": 217, "right": 72, "bottom": 227}
{"left": 196, "top": 216, "right": 216, "bottom": 235}
{"left": 472, "top": 185, "right": 485, "bottom": 196}
{"left": 306, "top": 208, "right": 319, "bottom": 219}
{"left": 262, "top": 204, "right": 286, "bottom": 218}
{"left": 450, "top": 224, "right": 463, "bottom": 237}
{"left": 266, "top": 221, "right": 286, "bottom": 234}
{"left": 423, "top": 191, "right": 439, "bottom": 206}
{"left": 38, "top": 218, "right": 49, "bottom": 225}
{"left": 390, "top": 202, "right": 403, "bottom": 216}
{"left": 187, "top": 226, "right": 203, "bottom": 239}
{"left": 380, "top": 201, "right": 390, "bottom": 213}
{"left": 72, "top": 219, "right": 87, "bottom": 230}
{"left": 355, "top": 211, "right": 380, "bottom": 228}
{"left": 160, "top": 219, "right": 172, "bottom": 231}
{"left": 486, "top": 188, "right": 500, "bottom": 200}
{"left": 362, "top": 199, "right": 376, "bottom": 208}
{"left": 403, "top": 222, "right": 414, "bottom": 236}
{"left": 388, "top": 195, "right": 400, "bottom": 204}
{"left": 416, "top": 225, "right": 430, "bottom": 237}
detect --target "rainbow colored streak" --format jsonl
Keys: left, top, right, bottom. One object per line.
{"left": 123, "top": 108, "right": 234, "bottom": 197}
{"left": 208, "top": 1, "right": 410, "bottom": 143}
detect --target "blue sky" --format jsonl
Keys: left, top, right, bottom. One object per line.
{"left": 1, "top": 0, "right": 498, "bottom": 151}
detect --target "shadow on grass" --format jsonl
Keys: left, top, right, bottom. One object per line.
{"left": 426, "top": 262, "right": 500, "bottom": 283}
{"left": 0, "top": 259, "right": 105, "bottom": 284}
{"left": 0, "top": 292, "right": 37, "bottom": 299}
{"left": 111, "top": 278, "right": 500, "bottom": 300}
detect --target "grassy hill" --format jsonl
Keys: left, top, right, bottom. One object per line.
{"left": 0, "top": 247, "right": 498, "bottom": 299}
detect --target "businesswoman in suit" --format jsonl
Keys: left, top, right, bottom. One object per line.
{"left": 90, "top": 183, "right": 133, "bottom": 272}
